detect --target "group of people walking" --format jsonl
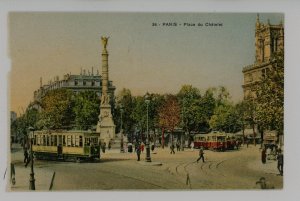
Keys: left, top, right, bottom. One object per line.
{"left": 261, "top": 145, "right": 284, "bottom": 176}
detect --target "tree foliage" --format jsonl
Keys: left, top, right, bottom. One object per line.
{"left": 255, "top": 51, "right": 284, "bottom": 135}
{"left": 73, "top": 91, "right": 100, "bottom": 130}
{"left": 158, "top": 94, "right": 181, "bottom": 131}
{"left": 37, "top": 89, "right": 75, "bottom": 129}
{"left": 114, "top": 88, "right": 135, "bottom": 133}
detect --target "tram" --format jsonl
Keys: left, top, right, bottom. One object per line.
{"left": 193, "top": 132, "right": 227, "bottom": 151}
{"left": 31, "top": 130, "right": 101, "bottom": 162}
{"left": 193, "top": 134, "right": 208, "bottom": 149}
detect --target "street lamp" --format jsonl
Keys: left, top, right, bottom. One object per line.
{"left": 145, "top": 94, "right": 151, "bottom": 162}
{"left": 28, "top": 126, "right": 35, "bottom": 190}
{"left": 120, "top": 106, "right": 124, "bottom": 153}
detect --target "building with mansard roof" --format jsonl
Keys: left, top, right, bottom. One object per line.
{"left": 33, "top": 68, "right": 116, "bottom": 103}
{"left": 242, "top": 15, "right": 284, "bottom": 99}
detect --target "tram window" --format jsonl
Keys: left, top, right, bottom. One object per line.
{"left": 63, "top": 135, "right": 66, "bottom": 146}
{"left": 43, "top": 135, "right": 46, "bottom": 146}
{"left": 58, "top": 135, "right": 62, "bottom": 145}
{"left": 85, "top": 138, "right": 90, "bottom": 146}
{"left": 67, "top": 135, "right": 72, "bottom": 146}
{"left": 212, "top": 136, "right": 216, "bottom": 141}
{"left": 54, "top": 135, "right": 57, "bottom": 146}
{"left": 37, "top": 135, "right": 40, "bottom": 146}
{"left": 75, "top": 135, "right": 80, "bottom": 147}
{"left": 50, "top": 135, "right": 54, "bottom": 146}
{"left": 79, "top": 136, "right": 83, "bottom": 147}
{"left": 72, "top": 135, "right": 75, "bottom": 146}
{"left": 91, "top": 137, "right": 98, "bottom": 145}
{"left": 47, "top": 135, "right": 51, "bottom": 146}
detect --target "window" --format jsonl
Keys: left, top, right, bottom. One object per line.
{"left": 85, "top": 138, "right": 90, "bottom": 146}
{"left": 54, "top": 135, "right": 57, "bottom": 146}
{"left": 91, "top": 137, "right": 98, "bottom": 145}
{"left": 37, "top": 135, "right": 40, "bottom": 146}
{"left": 43, "top": 135, "right": 46, "bottom": 146}
{"left": 75, "top": 80, "right": 78, "bottom": 86}
{"left": 83, "top": 80, "right": 86, "bottom": 86}
{"left": 75, "top": 135, "right": 80, "bottom": 147}
{"left": 47, "top": 135, "right": 51, "bottom": 146}
{"left": 79, "top": 136, "right": 83, "bottom": 147}
{"left": 72, "top": 135, "right": 75, "bottom": 146}
{"left": 58, "top": 135, "right": 62, "bottom": 146}
{"left": 91, "top": 81, "right": 95, "bottom": 86}
{"left": 63, "top": 135, "right": 66, "bottom": 146}
{"left": 67, "top": 135, "right": 72, "bottom": 146}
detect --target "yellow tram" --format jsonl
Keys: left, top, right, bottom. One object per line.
{"left": 31, "top": 130, "right": 101, "bottom": 162}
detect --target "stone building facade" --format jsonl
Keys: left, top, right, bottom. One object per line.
{"left": 242, "top": 15, "right": 284, "bottom": 99}
{"left": 33, "top": 68, "right": 116, "bottom": 103}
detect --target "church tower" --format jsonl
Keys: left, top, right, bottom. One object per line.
{"left": 242, "top": 14, "right": 284, "bottom": 99}
{"left": 255, "top": 14, "right": 284, "bottom": 63}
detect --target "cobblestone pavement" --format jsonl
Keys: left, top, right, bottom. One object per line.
{"left": 8, "top": 144, "right": 283, "bottom": 191}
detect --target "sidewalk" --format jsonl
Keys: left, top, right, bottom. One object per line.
{"left": 8, "top": 143, "right": 55, "bottom": 191}
{"left": 8, "top": 165, "right": 54, "bottom": 191}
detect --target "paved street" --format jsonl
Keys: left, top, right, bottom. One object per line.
{"left": 9, "top": 144, "right": 283, "bottom": 191}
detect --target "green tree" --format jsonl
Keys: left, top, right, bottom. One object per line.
{"left": 131, "top": 95, "right": 147, "bottom": 132}
{"left": 37, "top": 89, "right": 75, "bottom": 129}
{"left": 177, "top": 85, "right": 201, "bottom": 133}
{"left": 73, "top": 91, "right": 100, "bottom": 130}
{"left": 209, "top": 87, "right": 241, "bottom": 133}
{"left": 114, "top": 88, "right": 135, "bottom": 134}
{"left": 255, "top": 50, "right": 284, "bottom": 145}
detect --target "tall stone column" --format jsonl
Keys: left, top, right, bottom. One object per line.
{"left": 96, "top": 36, "right": 116, "bottom": 145}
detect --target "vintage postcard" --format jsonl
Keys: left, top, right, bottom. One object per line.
{"left": 8, "top": 12, "right": 284, "bottom": 191}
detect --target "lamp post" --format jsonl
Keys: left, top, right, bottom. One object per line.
{"left": 28, "top": 127, "right": 35, "bottom": 190}
{"left": 120, "top": 106, "right": 124, "bottom": 153}
{"left": 145, "top": 95, "right": 151, "bottom": 162}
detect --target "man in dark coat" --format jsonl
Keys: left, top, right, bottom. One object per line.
{"left": 23, "top": 149, "right": 29, "bottom": 164}
{"left": 197, "top": 147, "right": 205, "bottom": 163}
{"left": 170, "top": 144, "right": 175, "bottom": 154}
{"left": 261, "top": 148, "right": 267, "bottom": 164}
{"left": 277, "top": 149, "right": 283, "bottom": 176}
{"left": 136, "top": 143, "right": 141, "bottom": 161}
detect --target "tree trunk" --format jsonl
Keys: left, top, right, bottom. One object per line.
{"left": 180, "top": 132, "right": 184, "bottom": 151}
{"left": 242, "top": 123, "right": 245, "bottom": 145}
{"left": 252, "top": 124, "right": 256, "bottom": 146}
{"left": 259, "top": 126, "right": 264, "bottom": 149}
{"left": 162, "top": 127, "right": 165, "bottom": 149}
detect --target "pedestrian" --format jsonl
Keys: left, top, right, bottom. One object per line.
{"left": 176, "top": 141, "right": 180, "bottom": 151}
{"left": 246, "top": 139, "right": 249, "bottom": 148}
{"left": 197, "top": 147, "right": 205, "bottom": 163}
{"left": 151, "top": 144, "right": 155, "bottom": 152}
{"left": 277, "top": 149, "right": 283, "bottom": 176}
{"left": 108, "top": 141, "right": 111, "bottom": 150}
{"left": 102, "top": 142, "right": 106, "bottom": 153}
{"left": 23, "top": 148, "right": 29, "bottom": 164}
{"left": 11, "top": 163, "right": 16, "bottom": 185}
{"left": 261, "top": 148, "right": 266, "bottom": 164}
{"left": 170, "top": 144, "right": 175, "bottom": 154}
{"left": 25, "top": 150, "right": 31, "bottom": 168}
{"left": 141, "top": 142, "right": 145, "bottom": 153}
{"left": 235, "top": 139, "right": 240, "bottom": 150}
{"left": 190, "top": 141, "right": 194, "bottom": 151}
{"left": 136, "top": 143, "right": 141, "bottom": 161}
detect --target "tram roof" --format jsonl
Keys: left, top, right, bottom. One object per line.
{"left": 33, "top": 130, "right": 100, "bottom": 135}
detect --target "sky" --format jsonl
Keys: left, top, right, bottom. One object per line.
{"left": 9, "top": 12, "right": 283, "bottom": 115}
